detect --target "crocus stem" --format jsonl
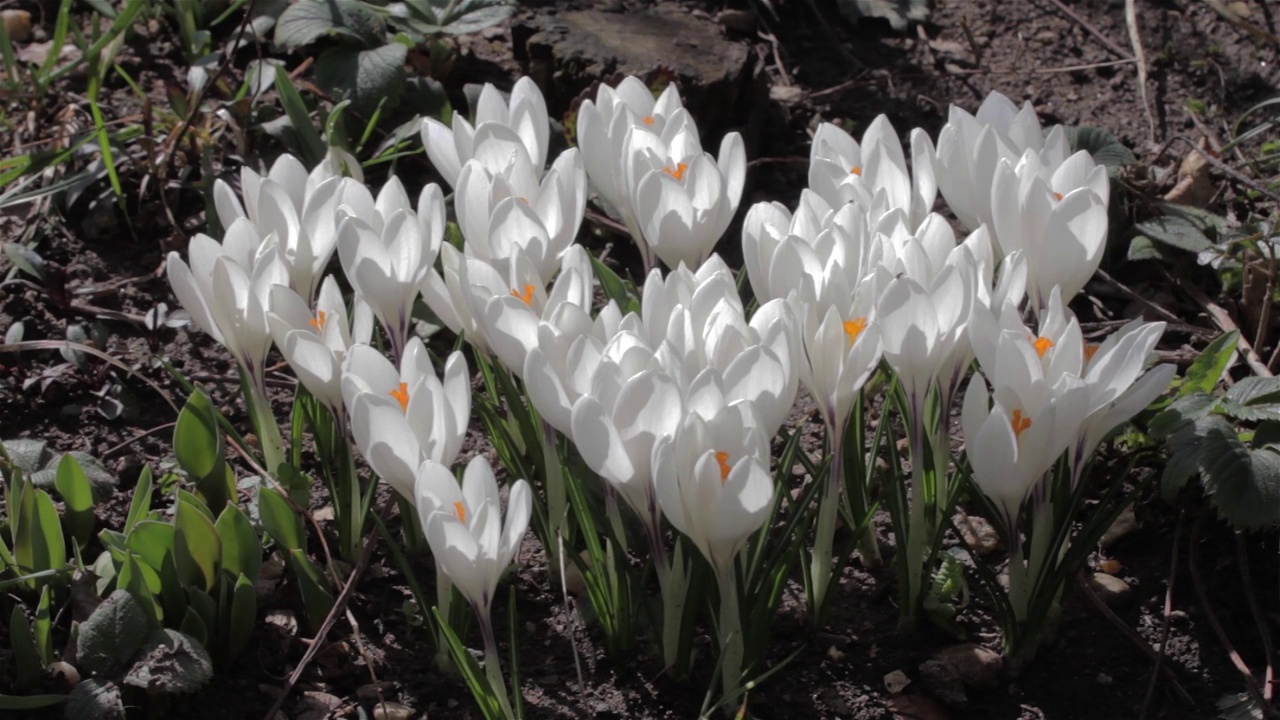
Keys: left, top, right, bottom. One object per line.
{"left": 846, "top": 399, "right": 882, "bottom": 568}
{"left": 716, "top": 561, "right": 745, "bottom": 717}
{"left": 649, "top": 520, "right": 686, "bottom": 669}
{"left": 476, "top": 604, "right": 516, "bottom": 720}
{"left": 603, "top": 485, "right": 629, "bottom": 555}
{"left": 901, "top": 395, "right": 928, "bottom": 628}
{"left": 243, "top": 368, "right": 286, "bottom": 476}
{"left": 434, "top": 564, "right": 454, "bottom": 670}
{"left": 809, "top": 423, "right": 843, "bottom": 621}
{"left": 540, "top": 421, "right": 567, "bottom": 572}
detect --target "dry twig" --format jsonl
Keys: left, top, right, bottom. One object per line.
{"left": 1043, "top": 0, "right": 1135, "bottom": 60}
{"left": 1125, "top": 0, "right": 1157, "bottom": 142}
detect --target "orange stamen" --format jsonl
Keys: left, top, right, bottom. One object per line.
{"left": 714, "top": 451, "right": 731, "bottom": 484}
{"left": 309, "top": 310, "right": 327, "bottom": 331}
{"left": 1084, "top": 343, "right": 1101, "bottom": 363}
{"left": 511, "top": 284, "right": 535, "bottom": 306}
{"left": 643, "top": 115, "right": 655, "bottom": 126}
{"left": 843, "top": 317, "right": 868, "bottom": 344}
{"left": 1053, "top": 191, "right": 1064, "bottom": 201}
{"left": 1011, "top": 409, "right": 1032, "bottom": 439}
{"left": 454, "top": 501, "right": 467, "bottom": 523}
{"left": 1032, "top": 336, "right": 1055, "bottom": 358}
{"left": 850, "top": 166, "right": 862, "bottom": 176}
{"left": 662, "top": 162, "right": 689, "bottom": 181}
{"left": 517, "top": 196, "right": 530, "bottom": 205}
{"left": 389, "top": 382, "right": 410, "bottom": 413}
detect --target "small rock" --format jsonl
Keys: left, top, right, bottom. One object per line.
{"left": 889, "top": 694, "right": 950, "bottom": 720}
{"left": 826, "top": 645, "right": 846, "bottom": 661}
{"left": 295, "top": 691, "right": 342, "bottom": 720}
{"left": 1096, "top": 672, "right": 1113, "bottom": 686}
{"left": 312, "top": 506, "right": 335, "bottom": 522}
{"left": 917, "top": 659, "right": 968, "bottom": 706}
{"left": 47, "top": 661, "right": 79, "bottom": 689}
{"left": 954, "top": 513, "right": 999, "bottom": 556}
{"left": 819, "top": 687, "right": 852, "bottom": 714}
{"left": 932, "top": 642, "right": 1003, "bottom": 690}
{"left": 1088, "top": 572, "right": 1133, "bottom": 606}
{"left": 358, "top": 682, "right": 395, "bottom": 701}
{"left": 1, "top": 9, "right": 31, "bottom": 42}
{"left": 716, "top": 8, "right": 755, "bottom": 34}
{"left": 265, "top": 609, "right": 298, "bottom": 638}
{"left": 372, "top": 701, "right": 416, "bottom": 720}
{"left": 883, "top": 669, "right": 912, "bottom": 694}
{"left": 1100, "top": 505, "right": 1138, "bottom": 548}
{"left": 769, "top": 84, "right": 805, "bottom": 106}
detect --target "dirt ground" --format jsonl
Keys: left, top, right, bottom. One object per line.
{"left": 2, "top": 0, "right": 1278, "bottom": 718}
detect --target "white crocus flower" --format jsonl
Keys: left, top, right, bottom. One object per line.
{"left": 421, "top": 77, "right": 550, "bottom": 188}
{"left": 266, "top": 276, "right": 373, "bottom": 416}
{"left": 934, "top": 91, "right": 1072, "bottom": 243}
{"left": 878, "top": 265, "right": 974, "bottom": 417}
{"left": 336, "top": 181, "right": 445, "bottom": 361}
{"left": 624, "top": 123, "right": 746, "bottom": 272}
{"left": 523, "top": 300, "right": 623, "bottom": 435}
{"left": 808, "top": 116, "right": 937, "bottom": 229}
{"left": 455, "top": 146, "right": 588, "bottom": 285}
{"left": 341, "top": 339, "right": 470, "bottom": 500}
{"left": 991, "top": 150, "right": 1110, "bottom": 313}
{"left": 791, "top": 281, "right": 883, "bottom": 435}
{"left": 469, "top": 245, "right": 595, "bottom": 378}
{"left": 578, "top": 76, "right": 685, "bottom": 220}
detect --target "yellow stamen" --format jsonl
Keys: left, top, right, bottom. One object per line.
{"left": 1032, "top": 335, "right": 1055, "bottom": 358}
{"left": 1084, "top": 343, "right": 1101, "bottom": 363}
{"left": 389, "top": 382, "right": 410, "bottom": 413}
{"left": 1011, "top": 409, "right": 1032, "bottom": 439}
{"left": 511, "top": 284, "right": 535, "bottom": 306}
{"left": 843, "top": 317, "right": 868, "bottom": 344}
{"left": 850, "top": 165, "right": 862, "bottom": 176}
{"left": 643, "top": 115, "right": 655, "bottom": 126}
{"left": 309, "top": 310, "right": 327, "bottom": 331}
{"left": 715, "top": 451, "right": 731, "bottom": 484}
{"left": 454, "top": 501, "right": 466, "bottom": 523}
{"left": 662, "top": 162, "right": 689, "bottom": 181}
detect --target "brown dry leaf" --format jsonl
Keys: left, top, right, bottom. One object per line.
{"left": 16, "top": 40, "right": 81, "bottom": 66}
{"left": 2, "top": 9, "right": 31, "bottom": 43}
{"left": 1163, "top": 137, "right": 1215, "bottom": 208}
{"left": 889, "top": 694, "right": 950, "bottom": 720}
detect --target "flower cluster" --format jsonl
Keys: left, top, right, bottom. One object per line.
{"left": 167, "top": 75, "right": 1175, "bottom": 713}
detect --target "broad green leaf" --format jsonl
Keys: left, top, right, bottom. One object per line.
{"left": 1132, "top": 214, "right": 1213, "bottom": 254}
{"left": 1161, "top": 414, "right": 1220, "bottom": 501}
{"left": 176, "top": 489, "right": 215, "bottom": 523}
{"left": 225, "top": 573, "right": 257, "bottom": 663}
{"left": 34, "top": 451, "right": 116, "bottom": 501}
{"left": 214, "top": 504, "right": 262, "bottom": 582}
{"left": 179, "top": 606, "right": 208, "bottom": 648}
{"left": 34, "top": 585, "right": 51, "bottom": 666}
{"left": 400, "top": 0, "right": 517, "bottom": 35}
{"left": 65, "top": 679, "right": 123, "bottom": 720}
{"left": 288, "top": 549, "right": 334, "bottom": 633}
{"left": 77, "top": 589, "right": 149, "bottom": 674}
{"left": 1150, "top": 392, "right": 1218, "bottom": 440}
{"left": 174, "top": 495, "right": 222, "bottom": 592}
{"left": 313, "top": 42, "right": 408, "bottom": 114}
{"left": 259, "top": 486, "right": 304, "bottom": 552}
{"left": 9, "top": 605, "right": 43, "bottom": 687}
{"left": 1221, "top": 376, "right": 1280, "bottom": 422}
{"left": 186, "top": 587, "right": 218, "bottom": 640}
{"left": 1068, "top": 126, "right": 1137, "bottom": 168}
{"left": 116, "top": 554, "right": 161, "bottom": 626}
{"left": 126, "top": 521, "right": 175, "bottom": 572}
{"left": 1200, "top": 424, "right": 1280, "bottom": 529}
{"left": 274, "top": 0, "right": 384, "bottom": 49}
{"left": 3, "top": 242, "right": 46, "bottom": 281}
{"left": 1181, "top": 331, "right": 1239, "bottom": 396}
{"left": 122, "top": 629, "right": 214, "bottom": 694}
{"left": 15, "top": 488, "right": 66, "bottom": 583}
{"left": 2, "top": 438, "right": 49, "bottom": 475}
{"left": 55, "top": 453, "right": 96, "bottom": 547}
{"left": 174, "top": 388, "right": 228, "bottom": 512}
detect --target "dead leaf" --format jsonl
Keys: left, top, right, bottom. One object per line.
{"left": 2, "top": 10, "right": 31, "bottom": 43}
{"left": 16, "top": 40, "right": 80, "bottom": 66}
{"left": 1163, "top": 137, "right": 1215, "bottom": 208}
{"left": 884, "top": 669, "right": 912, "bottom": 694}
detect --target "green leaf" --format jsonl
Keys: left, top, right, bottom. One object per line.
{"left": 1220, "top": 376, "right": 1280, "bottom": 422}
{"left": 174, "top": 494, "right": 222, "bottom": 592}
{"left": 55, "top": 453, "right": 96, "bottom": 547}
{"left": 214, "top": 504, "right": 262, "bottom": 582}
{"left": 179, "top": 606, "right": 208, "bottom": 647}
{"left": 34, "top": 585, "right": 51, "bottom": 666}
{"left": 124, "top": 465, "right": 153, "bottom": 533}
{"left": 274, "top": 66, "right": 328, "bottom": 166}
{"left": 1150, "top": 392, "right": 1218, "bottom": 440}
{"left": 2, "top": 438, "right": 49, "bottom": 475}
{"left": 78, "top": 589, "right": 149, "bottom": 674}
{"left": 175, "top": 388, "right": 229, "bottom": 512}
{"left": 1161, "top": 414, "right": 1220, "bottom": 501}
{"left": 835, "top": 0, "right": 928, "bottom": 30}
{"left": 259, "top": 486, "right": 304, "bottom": 552}
{"left": 122, "top": 629, "right": 214, "bottom": 695}
{"left": 3, "top": 242, "right": 47, "bottom": 281}
{"left": 313, "top": 42, "right": 408, "bottom": 114}
{"left": 125, "top": 520, "right": 176, "bottom": 572}
{"left": 1067, "top": 126, "right": 1137, "bottom": 168}
{"left": 10, "top": 605, "right": 43, "bottom": 686}
{"left": 15, "top": 487, "right": 66, "bottom": 582}
{"left": 1182, "top": 331, "right": 1239, "bottom": 396}
{"left": 1127, "top": 235, "right": 1160, "bottom": 261}
{"left": 116, "top": 554, "right": 162, "bottom": 627}
{"left": 186, "top": 588, "right": 218, "bottom": 640}
{"left": 400, "top": 0, "right": 517, "bottom": 35}
{"left": 589, "top": 255, "right": 641, "bottom": 314}
{"left": 65, "top": 679, "right": 124, "bottom": 720}
{"left": 0, "top": 694, "right": 67, "bottom": 710}
{"left": 288, "top": 549, "right": 334, "bottom": 633}
{"left": 274, "top": 0, "right": 385, "bottom": 49}
{"left": 225, "top": 573, "right": 257, "bottom": 663}
{"left": 1132, "top": 214, "right": 1213, "bottom": 254}
{"left": 1200, "top": 424, "right": 1280, "bottom": 529}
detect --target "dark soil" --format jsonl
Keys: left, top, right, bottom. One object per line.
{"left": 2, "top": 0, "right": 1278, "bottom": 718}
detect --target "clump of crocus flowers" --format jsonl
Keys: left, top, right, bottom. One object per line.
{"left": 166, "top": 74, "right": 1174, "bottom": 716}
